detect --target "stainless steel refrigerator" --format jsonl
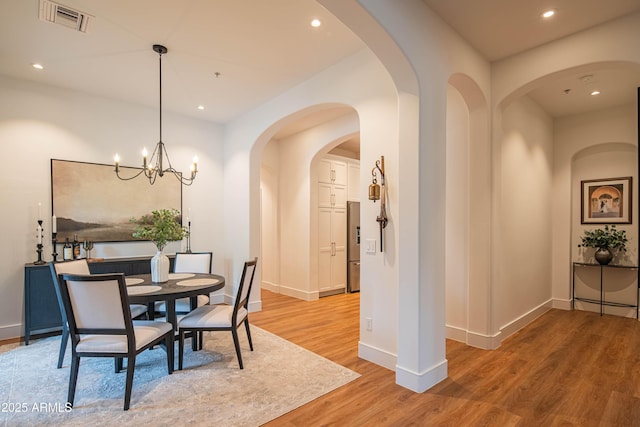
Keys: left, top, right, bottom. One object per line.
{"left": 347, "top": 201, "right": 360, "bottom": 292}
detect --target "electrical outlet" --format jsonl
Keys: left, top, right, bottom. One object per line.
{"left": 365, "top": 239, "right": 377, "bottom": 254}
{"left": 366, "top": 317, "right": 373, "bottom": 331}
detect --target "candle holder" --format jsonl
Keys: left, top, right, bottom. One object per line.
{"left": 52, "top": 232, "right": 58, "bottom": 262}
{"left": 34, "top": 220, "right": 46, "bottom": 265}
{"left": 185, "top": 220, "right": 192, "bottom": 253}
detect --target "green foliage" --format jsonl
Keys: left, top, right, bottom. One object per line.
{"left": 131, "top": 208, "right": 188, "bottom": 251}
{"left": 578, "top": 225, "right": 627, "bottom": 252}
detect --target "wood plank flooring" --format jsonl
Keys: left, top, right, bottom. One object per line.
{"left": 250, "top": 290, "right": 640, "bottom": 426}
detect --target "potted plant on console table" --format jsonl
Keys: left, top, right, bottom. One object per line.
{"left": 578, "top": 224, "right": 628, "bottom": 266}
{"left": 131, "top": 208, "right": 188, "bottom": 283}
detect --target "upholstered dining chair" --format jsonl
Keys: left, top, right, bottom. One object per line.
{"left": 58, "top": 273, "right": 174, "bottom": 411}
{"left": 155, "top": 251, "right": 213, "bottom": 314}
{"left": 177, "top": 257, "right": 257, "bottom": 370}
{"left": 49, "top": 260, "right": 148, "bottom": 369}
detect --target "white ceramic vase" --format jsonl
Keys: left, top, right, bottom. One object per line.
{"left": 151, "top": 250, "right": 170, "bottom": 283}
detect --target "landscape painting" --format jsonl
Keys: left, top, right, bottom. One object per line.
{"left": 51, "top": 159, "right": 182, "bottom": 242}
{"left": 581, "top": 176, "right": 632, "bottom": 224}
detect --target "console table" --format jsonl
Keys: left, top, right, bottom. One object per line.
{"left": 571, "top": 262, "right": 639, "bottom": 318}
{"left": 24, "top": 256, "right": 174, "bottom": 344}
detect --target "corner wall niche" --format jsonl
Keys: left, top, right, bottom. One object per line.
{"left": 571, "top": 142, "right": 638, "bottom": 317}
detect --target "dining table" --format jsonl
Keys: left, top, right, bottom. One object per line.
{"left": 124, "top": 272, "right": 225, "bottom": 350}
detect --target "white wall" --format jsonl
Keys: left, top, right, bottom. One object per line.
{"left": 0, "top": 75, "right": 224, "bottom": 339}
{"left": 445, "top": 85, "right": 469, "bottom": 340}
{"left": 496, "top": 96, "right": 554, "bottom": 334}
{"left": 260, "top": 141, "right": 280, "bottom": 293}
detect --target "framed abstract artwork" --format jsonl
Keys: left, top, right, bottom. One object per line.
{"left": 581, "top": 176, "right": 632, "bottom": 224}
{"left": 51, "top": 159, "right": 182, "bottom": 242}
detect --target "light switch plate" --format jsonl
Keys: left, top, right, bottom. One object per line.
{"left": 365, "top": 239, "right": 377, "bottom": 254}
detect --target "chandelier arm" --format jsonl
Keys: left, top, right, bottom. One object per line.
{"left": 115, "top": 168, "right": 147, "bottom": 181}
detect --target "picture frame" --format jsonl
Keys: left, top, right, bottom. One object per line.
{"left": 581, "top": 176, "right": 632, "bottom": 224}
{"left": 51, "top": 159, "right": 182, "bottom": 242}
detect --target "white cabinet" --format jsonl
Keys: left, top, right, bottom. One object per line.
{"left": 317, "top": 156, "right": 354, "bottom": 295}
{"left": 319, "top": 158, "right": 347, "bottom": 185}
{"left": 318, "top": 182, "right": 346, "bottom": 208}
{"left": 318, "top": 207, "right": 346, "bottom": 293}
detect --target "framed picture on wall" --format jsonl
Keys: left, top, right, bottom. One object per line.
{"left": 51, "top": 159, "right": 182, "bottom": 242}
{"left": 581, "top": 176, "right": 632, "bottom": 224}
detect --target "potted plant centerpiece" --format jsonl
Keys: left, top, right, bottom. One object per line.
{"left": 578, "top": 224, "right": 628, "bottom": 265}
{"left": 131, "top": 208, "right": 188, "bottom": 283}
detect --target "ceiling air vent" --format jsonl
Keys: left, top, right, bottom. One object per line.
{"left": 38, "top": 0, "right": 92, "bottom": 33}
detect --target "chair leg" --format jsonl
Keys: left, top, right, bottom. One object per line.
{"left": 123, "top": 355, "right": 135, "bottom": 411}
{"left": 114, "top": 357, "right": 123, "bottom": 373}
{"left": 244, "top": 320, "right": 254, "bottom": 351}
{"left": 68, "top": 355, "right": 80, "bottom": 408}
{"left": 178, "top": 330, "right": 185, "bottom": 370}
{"left": 231, "top": 329, "right": 244, "bottom": 369}
{"left": 199, "top": 331, "right": 203, "bottom": 350}
{"left": 165, "top": 333, "right": 174, "bottom": 374}
{"left": 57, "top": 325, "right": 69, "bottom": 368}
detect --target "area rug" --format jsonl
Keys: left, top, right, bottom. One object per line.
{"left": 0, "top": 327, "right": 359, "bottom": 426}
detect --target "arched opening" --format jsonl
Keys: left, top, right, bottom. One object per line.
{"left": 446, "top": 73, "right": 492, "bottom": 348}
{"left": 258, "top": 104, "right": 360, "bottom": 301}
{"left": 493, "top": 61, "right": 640, "bottom": 341}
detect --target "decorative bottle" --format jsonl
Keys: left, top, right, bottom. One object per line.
{"left": 73, "top": 234, "right": 81, "bottom": 259}
{"left": 63, "top": 238, "right": 73, "bottom": 261}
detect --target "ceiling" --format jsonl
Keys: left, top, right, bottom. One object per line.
{"left": 0, "top": 0, "right": 365, "bottom": 124}
{"left": 422, "top": 0, "right": 640, "bottom": 117}
{"left": 0, "top": 0, "right": 639, "bottom": 136}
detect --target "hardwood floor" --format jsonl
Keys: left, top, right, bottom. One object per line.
{"left": 250, "top": 290, "right": 640, "bottom": 426}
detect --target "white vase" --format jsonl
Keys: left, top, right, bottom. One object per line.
{"left": 151, "top": 250, "right": 170, "bottom": 283}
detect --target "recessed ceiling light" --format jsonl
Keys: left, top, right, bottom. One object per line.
{"left": 590, "top": 90, "right": 601, "bottom": 96}
{"left": 541, "top": 9, "right": 556, "bottom": 19}
{"left": 310, "top": 18, "right": 321, "bottom": 28}
{"left": 32, "top": 63, "right": 44, "bottom": 70}
{"left": 197, "top": 105, "right": 205, "bottom": 110}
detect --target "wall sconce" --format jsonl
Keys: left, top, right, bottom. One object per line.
{"left": 369, "top": 156, "right": 388, "bottom": 252}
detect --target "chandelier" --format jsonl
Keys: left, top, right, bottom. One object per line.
{"left": 114, "top": 44, "right": 198, "bottom": 185}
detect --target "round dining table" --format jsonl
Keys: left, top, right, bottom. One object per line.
{"left": 125, "top": 272, "right": 225, "bottom": 349}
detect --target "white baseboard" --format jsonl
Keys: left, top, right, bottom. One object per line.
{"left": 262, "top": 280, "right": 319, "bottom": 301}
{"left": 396, "top": 358, "right": 448, "bottom": 393}
{"left": 466, "top": 330, "right": 502, "bottom": 350}
{"left": 552, "top": 298, "right": 572, "bottom": 310}
{"left": 445, "top": 324, "right": 467, "bottom": 343}
{"left": 446, "top": 324, "right": 501, "bottom": 350}
{"left": 358, "top": 341, "right": 396, "bottom": 371}
{"left": 499, "top": 299, "right": 553, "bottom": 342}
{"left": 0, "top": 323, "right": 23, "bottom": 342}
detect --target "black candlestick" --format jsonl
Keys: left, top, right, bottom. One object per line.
{"left": 52, "top": 232, "right": 58, "bottom": 262}
{"left": 34, "top": 220, "right": 45, "bottom": 264}
{"left": 186, "top": 220, "right": 192, "bottom": 253}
